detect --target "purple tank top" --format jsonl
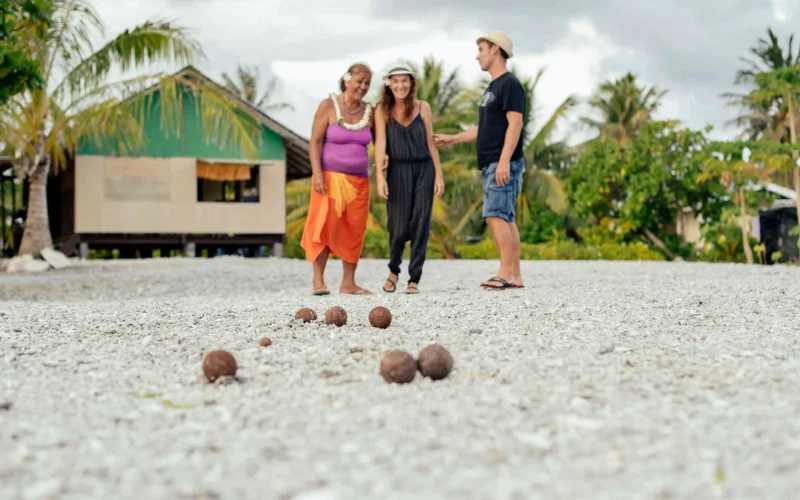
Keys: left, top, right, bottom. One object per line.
{"left": 322, "top": 123, "right": 372, "bottom": 178}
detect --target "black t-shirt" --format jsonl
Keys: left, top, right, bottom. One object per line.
{"left": 476, "top": 72, "right": 526, "bottom": 168}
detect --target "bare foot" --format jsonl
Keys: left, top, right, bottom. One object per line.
{"left": 340, "top": 283, "right": 373, "bottom": 295}
{"left": 312, "top": 277, "right": 329, "bottom": 295}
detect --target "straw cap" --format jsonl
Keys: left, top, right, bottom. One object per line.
{"left": 477, "top": 31, "right": 513, "bottom": 58}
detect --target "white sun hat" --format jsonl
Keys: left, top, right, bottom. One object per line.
{"left": 382, "top": 65, "right": 417, "bottom": 86}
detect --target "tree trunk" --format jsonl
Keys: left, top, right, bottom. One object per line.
{"left": 788, "top": 98, "right": 800, "bottom": 228}
{"left": 739, "top": 187, "right": 753, "bottom": 265}
{"left": 17, "top": 161, "right": 54, "bottom": 257}
{"left": 644, "top": 228, "right": 676, "bottom": 260}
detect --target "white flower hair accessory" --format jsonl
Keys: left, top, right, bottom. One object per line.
{"left": 342, "top": 72, "right": 352, "bottom": 82}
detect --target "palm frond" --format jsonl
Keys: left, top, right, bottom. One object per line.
{"left": 45, "top": 0, "right": 104, "bottom": 83}
{"left": 526, "top": 94, "right": 576, "bottom": 160}
{"left": 56, "top": 18, "right": 201, "bottom": 97}
{"left": 524, "top": 170, "right": 567, "bottom": 215}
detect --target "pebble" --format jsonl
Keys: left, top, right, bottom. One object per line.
{"left": 599, "top": 343, "right": 615, "bottom": 355}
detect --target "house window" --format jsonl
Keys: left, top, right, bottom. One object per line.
{"left": 196, "top": 162, "right": 260, "bottom": 203}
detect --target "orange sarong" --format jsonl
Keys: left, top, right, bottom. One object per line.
{"left": 301, "top": 171, "right": 370, "bottom": 263}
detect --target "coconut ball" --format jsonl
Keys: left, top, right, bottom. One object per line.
{"left": 417, "top": 344, "right": 454, "bottom": 380}
{"left": 380, "top": 350, "right": 416, "bottom": 384}
{"left": 369, "top": 306, "right": 392, "bottom": 329}
{"left": 202, "top": 350, "right": 237, "bottom": 382}
{"left": 259, "top": 337, "right": 272, "bottom": 347}
{"left": 295, "top": 308, "right": 317, "bottom": 323}
{"left": 325, "top": 306, "right": 347, "bottom": 327}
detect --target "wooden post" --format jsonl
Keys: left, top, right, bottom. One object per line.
{"left": 739, "top": 187, "right": 754, "bottom": 265}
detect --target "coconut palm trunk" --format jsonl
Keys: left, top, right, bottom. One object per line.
{"left": 17, "top": 156, "right": 53, "bottom": 256}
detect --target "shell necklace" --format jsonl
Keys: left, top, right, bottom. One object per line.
{"left": 331, "top": 93, "right": 372, "bottom": 131}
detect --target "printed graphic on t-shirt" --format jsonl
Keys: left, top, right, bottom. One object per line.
{"left": 480, "top": 91, "right": 496, "bottom": 107}
{"left": 476, "top": 72, "right": 526, "bottom": 167}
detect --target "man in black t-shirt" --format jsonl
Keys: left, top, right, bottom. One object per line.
{"left": 434, "top": 31, "right": 526, "bottom": 290}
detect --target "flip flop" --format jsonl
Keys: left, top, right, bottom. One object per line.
{"left": 405, "top": 283, "right": 419, "bottom": 294}
{"left": 342, "top": 289, "right": 374, "bottom": 295}
{"left": 383, "top": 277, "right": 397, "bottom": 293}
{"left": 312, "top": 287, "right": 330, "bottom": 296}
{"left": 480, "top": 277, "right": 514, "bottom": 290}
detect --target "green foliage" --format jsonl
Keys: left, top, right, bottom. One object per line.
{"left": 0, "top": 0, "right": 52, "bottom": 104}
{"left": 565, "top": 121, "right": 729, "bottom": 240}
{"left": 456, "top": 239, "right": 664, "bottom": 261}
{"left": 697, "top": 208, "right": 756, "bottom": 262}
{"left": 726, "top": 29, "right": 800, "bottom": 142}
{"left": 700, "top": 141, "right": 789, "bottom": 187}
{"left": 283, "top": 236, "right": 304, "bottom": 259}
{"left": 581, "top": 72, "right": 667, "bottom": 144}
{"left": 575, "top": 218, "right": 629, "bottom": 245}
{"left": 518, "top": 202, "right": 566, "bottom": 244}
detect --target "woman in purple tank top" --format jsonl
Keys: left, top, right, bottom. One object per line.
{"left": 300, "top": 63, "right": 379, "bottom": 295}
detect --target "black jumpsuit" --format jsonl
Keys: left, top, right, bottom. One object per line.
{"left": 385, "top": 109, "right": 435, "bottom": 284}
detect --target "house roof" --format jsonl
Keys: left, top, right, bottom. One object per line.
{"left": 166, "top": 66, "right": 312, "bottom": 181}
{"left": 748, "top": 181, "right": 797, "bottom": 201}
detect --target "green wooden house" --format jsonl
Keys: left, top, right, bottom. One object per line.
{"left": 50, "top": 66, "right": 311, "bottom": 258}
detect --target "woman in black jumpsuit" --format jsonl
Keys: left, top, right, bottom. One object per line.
{"left": 374, "top": 66, "right": 444, "bottom": 294}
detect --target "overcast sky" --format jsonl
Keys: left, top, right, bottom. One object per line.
{"left": 90, "top": 0, "right": 799, "bottom": 145}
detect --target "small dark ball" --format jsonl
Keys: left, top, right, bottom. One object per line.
{"left": 380, "top": 350, "right": 416, "bottom": 384}
{"left": 202, "top": 350, "right": 237, "bottom": 382}
{"left": 417, "top": 344, "right": 454, "bottom": 380}
{"left": 369, "top": 306, "right": 392, "bottom": 329}
{"left": 259, "top": 337, "right": 272, "bottom": 347}
{"left": 325, "top": 306, "right": 347, "bottom": 327}
{"left": 295, "top": 308, "right": 317, "bottom": 323}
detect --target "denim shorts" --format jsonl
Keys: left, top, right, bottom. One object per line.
{"left": 481, "top": 158, "right": 525, "bottom": 222}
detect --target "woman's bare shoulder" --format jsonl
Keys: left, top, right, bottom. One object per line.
{"left": 316, "top": 96, "right": 335, "bottom": 112}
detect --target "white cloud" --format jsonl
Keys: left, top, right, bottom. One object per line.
{"left": 771, "top": 0, "right": 792, "bottom": 21}
{"left": 80, "top": 0, "right": 775, "bottom": 145}
{"left": 272, "top": 18, "right": 623, "bottom": 144}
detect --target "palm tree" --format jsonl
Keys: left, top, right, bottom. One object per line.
{"left": 581, "top": 72, "right": 667, "bottom": 145}
{"left": 403, "top": 56, "right": 463, "bottom": 120}
{"left": 221, "top": 63, "right": 294, "bottom": 113}
{"left": 725, "top": 28, "right": 800, "bottom": 143}
{"left": 735, "top": 28, "right": 800, "bottom": 85}
{"left": 0, "top": 0, "right": 263, "bottom": 257}
{"left": 747, "top": 67, "right": 800, "bottom": 223}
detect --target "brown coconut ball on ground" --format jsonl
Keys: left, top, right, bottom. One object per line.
{"left": 369, "top": 306, "right": 392, "bottom": 329}
{"left": 259, "top": 337, "right": 272, "bottom": 347}
{"left": 417, "top": 344, "right": 454, "bottom": 380}
{"left": 380, "top": 350, "right": 416, "bottom": 384}
{"left": 325, "top": 306, "right": 347, "bottom": 327}
{"left": 295, "top": 308, "right": 317, "bottom": 323}
{"left": 202, "top": 350, "right": 237, "bottom": 382}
